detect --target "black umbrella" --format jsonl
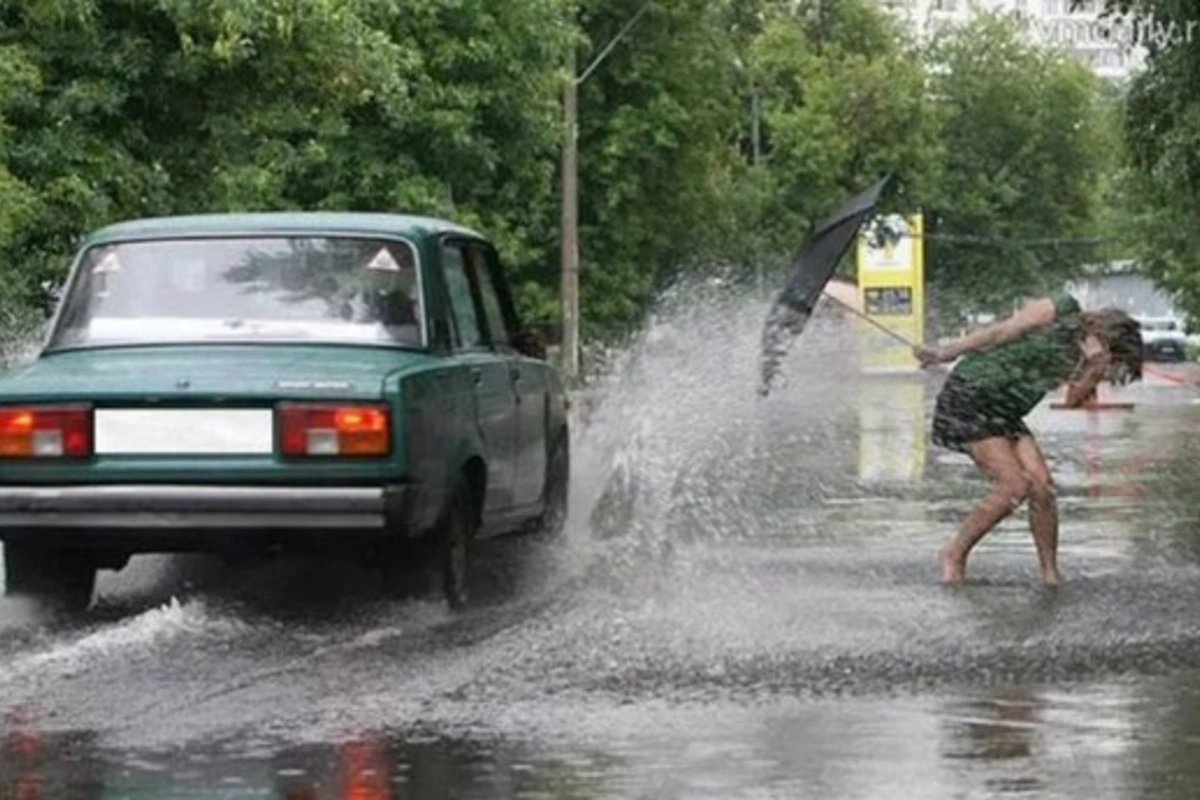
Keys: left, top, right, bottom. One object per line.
{"left": 758, "top": 174, "right": 897, "bottom": 395}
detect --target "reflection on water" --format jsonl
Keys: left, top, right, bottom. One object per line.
{"left": 935, "top": 685, "right": 1140, "bottom": 798}
{"left": 939, "top": 688, "right": 1050, "bottom": 798}
{"left": 0, "top": 716, "right": 103, "bottom": 800}
{"left": 936, "top": 690, "right": 1051, "bottom": 800}
{"left": 11, "top": 675, "right": 1200, "bottom": 799}
{"left": 275, "top": 739, "right": 395, "bottom": 800}
{"left": 943, "top": 688, "right": 1044, "bottom": 763}
{"left": 0, "top": 727, "right": 632, "bottom": 800}
{"left": 858, "top": 376, "right": 926, "bottom": 484}
{"left": 1079, "top": 411, "right": 1151, "bottom": 501}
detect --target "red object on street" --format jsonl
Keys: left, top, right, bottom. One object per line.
{"left": 1143, "top": 363, "right": 1200, "bottom": 384}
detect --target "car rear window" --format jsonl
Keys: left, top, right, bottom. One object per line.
{"left": 48, "top": 236, "right": 424, "bottom": 350}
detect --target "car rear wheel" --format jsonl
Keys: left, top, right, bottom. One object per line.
{"left": 439, "top": 476, "right": 478, "bottom": 610}
{"left": 3, "top": 541, "right": 97, "bottom": 612}
{"left": 533, "top": 432, "right": 569, "bottom": 541}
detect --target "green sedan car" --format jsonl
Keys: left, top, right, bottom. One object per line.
{"left": 0, "top": 213, "right": 571, "bottom": 611}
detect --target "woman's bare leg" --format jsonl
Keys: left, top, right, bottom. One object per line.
{"left": 940, "top": 437, "right": 1030, "bottom": 583}
{"left": 1013, "top": 435, "right": 1060, "bottom": 584}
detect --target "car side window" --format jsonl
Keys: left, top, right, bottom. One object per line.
{"left": 466, "top": 245, "right": 512, "bottom": 348}
{"left": 441, "top": 243, "right": 484, "bottom": 349}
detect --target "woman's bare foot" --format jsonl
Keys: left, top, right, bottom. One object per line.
{"left": 938, "top": 544, "right": 966, "bottom": 583}
{"left": 1041, "top": 567, "right": 1062, "bottom": 586}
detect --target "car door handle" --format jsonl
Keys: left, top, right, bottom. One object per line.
{"left": 470, "top": 368, "right": 483, "bottom": 386}
{"left": 509, "top": 367, "right": 522, "bottom": 383}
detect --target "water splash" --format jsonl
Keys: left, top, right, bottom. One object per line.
{"left": 0, "top": 597, "right": 244, "bottom": 686}
{"left": 566, "top": 274, "right": 873, "bottom": 573}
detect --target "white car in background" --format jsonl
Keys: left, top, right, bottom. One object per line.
{"left": 1135, "top": 315, "right": 1189, "bottom": 362}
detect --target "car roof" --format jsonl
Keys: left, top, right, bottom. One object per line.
{"left": 83, "top": 212, "right": 485, "bottom": 245}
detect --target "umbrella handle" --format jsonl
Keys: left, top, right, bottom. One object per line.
{"left": 820, "top": 291, "right": 916, "bottom": 348}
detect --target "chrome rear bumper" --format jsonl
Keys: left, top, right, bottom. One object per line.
{"left": 0, "top": 484, "right": 392, "bottom": 529}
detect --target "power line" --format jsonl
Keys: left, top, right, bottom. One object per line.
{"left": 923, "top": 232, "right": 1111, "bottom": 247}
{"left": 577, "top": 1, "right": 654, "bottom": 85}
{"left": 867, "top": 231, "right": 1115, "bottom": 248}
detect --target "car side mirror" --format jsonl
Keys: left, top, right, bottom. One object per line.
{"left": 40, "top": 280, "right": 62, "bottom": 319}
{"left": 513, "top": 328, "right": 548, "bottom": 360}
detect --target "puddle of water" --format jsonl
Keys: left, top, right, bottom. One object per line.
{"left": 6, "top": 674, "right": 1200, "bottom": 799}
{"left": 1, "top": 280, "right": 1200, "bottom": 796}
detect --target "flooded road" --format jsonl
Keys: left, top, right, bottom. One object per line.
{"left": 3, "top": 294, "right": 1200, "bottom": 798}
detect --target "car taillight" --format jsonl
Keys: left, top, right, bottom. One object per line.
{"left": 0, "top": 405, "right": 92, "bottom": 458}
{"left": 277, "top": 403, "right": 390, "bottom": 457}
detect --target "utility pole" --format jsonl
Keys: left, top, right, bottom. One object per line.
{"left": 561, "top": 50, "right": 580, "bottom": 378}
{"left": 560, "top": 1, "right": 653, "bottom": 379}
{"left": 751, "top": 86, "right": 763, "bottom": 298}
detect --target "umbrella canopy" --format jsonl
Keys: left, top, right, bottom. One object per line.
{"left": 759, "top": 174, "right": 892, "bottom": 395}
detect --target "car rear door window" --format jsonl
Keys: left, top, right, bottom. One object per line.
{"left": 465, "top": 246, "right": 512, "bottom": 349}
{"left": 441, "top": 243, "right": 484, "bottom": 349}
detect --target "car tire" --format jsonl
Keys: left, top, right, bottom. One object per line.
{"left": 438, "top": 476, "right": 478, "bottom": 610}
{"left": 532, "top": 432, "right": 569, "bottom": 541}
{"left": 3, "top": 541, "right": 96, "bottom": 612}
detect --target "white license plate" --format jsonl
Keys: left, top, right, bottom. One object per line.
{"left": 94, "top": 409, "right": 274, "bottom": 455}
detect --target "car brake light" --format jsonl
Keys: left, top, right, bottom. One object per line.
{"left": 0, "top": 405, "right": 92, "bottom": 458}
{"left": 277, "top": 403, "right": 390, "bottom": 457}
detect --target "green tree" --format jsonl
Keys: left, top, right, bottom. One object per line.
{"left": 919, "top": 11, "right": 1112, "bottom": 325}
{"left": 0, "top": 0, "right": 573, "bottom": 327}
{"left": 571, "top": 0, "right": 750, "bottom": 340}
{"left": 1094, "top": 0, "right": 1200, "bottom": 323}
{"left": 742, "top": 0, "right": 942, "bottom": 268}
{"left": 0, "top": 0, "right": 1129, "bottom": 356}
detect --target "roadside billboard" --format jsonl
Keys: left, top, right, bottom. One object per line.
{"left": 856, "top": 213, "right": 924, "bottom": 374}
{"left": 856, "top": 213, "right": 927, "bottom": 482}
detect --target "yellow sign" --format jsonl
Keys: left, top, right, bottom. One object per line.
{"left": 856, "top": 213, "right": 924, "bottom": 373}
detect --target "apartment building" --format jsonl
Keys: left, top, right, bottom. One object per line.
{"left": 877, "top": 0, "right": 1145, "bottom": 79}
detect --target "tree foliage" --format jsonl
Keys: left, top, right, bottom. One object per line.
{"left": 744, "top": 1, "right": 942, "bottom": 256}
{"left": 918, "top": 12, "right": 1112, "bottom": 322}
{"left": 1094, "top": 0, "right": 1200, "bottom": 323}
{"left": 0, "top": 0, "right": 572, "bottom": 322}
{"left": 0, "top": 0, "right": 1123, "bottom": 347}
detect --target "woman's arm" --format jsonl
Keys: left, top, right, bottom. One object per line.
{"left": 1063, "top": 364, "right": 1105, "bottom": 407}
{"left": 915, "top": 297, "right": 1058, "bottom": 365}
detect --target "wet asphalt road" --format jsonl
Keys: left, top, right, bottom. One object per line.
{"left": 3, "top": 302, "right": 1200, "bottom": 798}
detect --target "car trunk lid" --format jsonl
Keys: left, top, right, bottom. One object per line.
{"left": 0, "top": 344, "right": 430, "bottom": 401}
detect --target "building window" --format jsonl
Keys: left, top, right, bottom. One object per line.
{"left": 1043, "top": 0, "right": 1061, "bottom": 14}
{"left": 933, "top": 0, "right": 958, "bottom": 10}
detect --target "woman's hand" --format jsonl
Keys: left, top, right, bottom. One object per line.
{"left": 913, "top": 345, "right": 949, "bottom": 367}
{"left": 1064, "top": 336, "right": 1112, "bottom": 407}
{"left": 1081, "top": 333, "right": 1111, "bottom": 367}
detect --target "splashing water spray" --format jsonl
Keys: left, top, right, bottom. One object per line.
{"left": 562, "top": 271, "right": 875, "bottom": 585}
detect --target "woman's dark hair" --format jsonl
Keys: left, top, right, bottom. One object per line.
{"left": 1082, "top": 308, "right": 1144, "bottom": 382}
